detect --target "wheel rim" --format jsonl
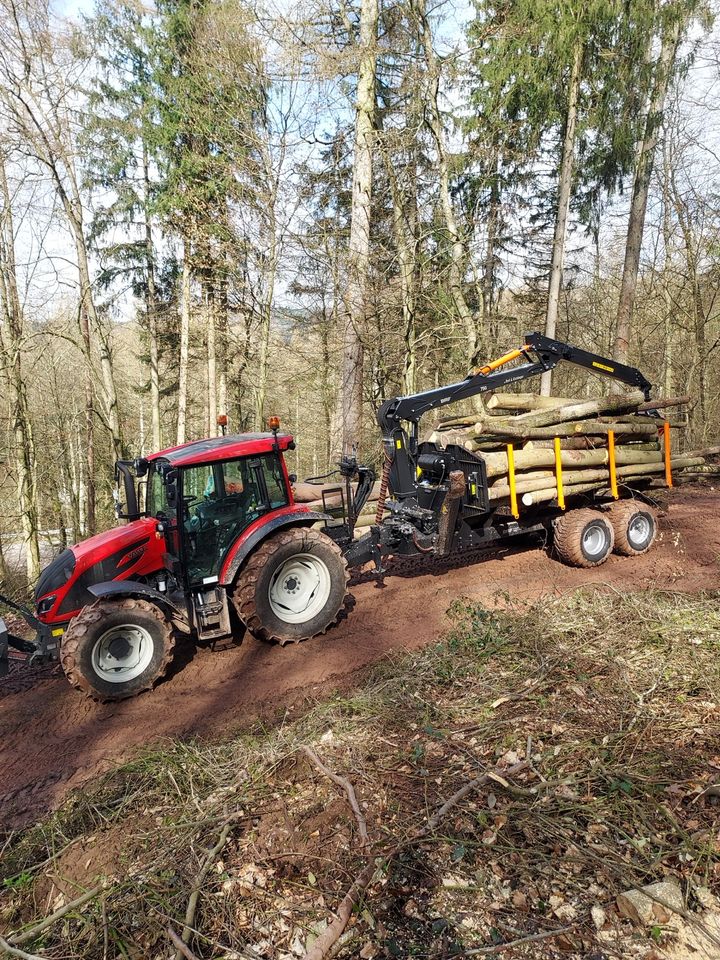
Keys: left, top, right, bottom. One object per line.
{"left": 628, "top": 513, "right": 651, "bottom": 548}
{"left": 268, "top": 554, "right": 332, "bottom": 624}
{"left": 91, "top": 624, "right": 154, "bottom": 683}
{"left": 582, "top": 523, "right": 608, "bottom": 558}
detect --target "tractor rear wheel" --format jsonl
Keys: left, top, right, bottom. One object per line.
{"left": 61, "top": 598, "right": 175, "bottom": 701}
{"left": 233, "top": 527, "right": 349, "bottom": 645}
{"left": 553, "top": 508, "right": 615, "bottom": 568}
{"left": 608, "top": 501, "right": 658, "bottom": 556}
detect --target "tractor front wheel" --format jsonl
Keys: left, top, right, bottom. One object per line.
{"left": 233, "top": 528, "right": 349, "bottom": 644}
{"left": 61, "top": 598, "right": 176, "bottom": 700}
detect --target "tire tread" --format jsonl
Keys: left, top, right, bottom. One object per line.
{"left": 233, "top": 528, "right": 349, "bottom": 644}
{"left": 60, "top": 597, "right": 175, "bottom": 700}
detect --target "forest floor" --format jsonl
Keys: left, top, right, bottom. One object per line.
{"left": 1, "top": 485, "right": 720, "bottom": 959}
{"left": 1, "top": 486, "right": 719, "bottom": 830}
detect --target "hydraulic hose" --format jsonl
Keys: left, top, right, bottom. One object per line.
{"left": 375, "top": 455, "right": 392, "bottom": 525}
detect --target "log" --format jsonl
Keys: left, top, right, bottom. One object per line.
{"left": 436, "top": 471, "right": 465, "bottom": 554}
{"left": 472, "top": 418, "right": 657, "bottom": 440}
{"left": 637, "top": 395, "right": 691, "bottom": 412}
{"left": 294, "top": 480, "right": 382, "bottom": 503}
{"left": 486, "top": 393, "right": 577, "bottom": 412}
{"left": 524, "top": 438, "right": 659, "bottom": 452}
{"left": 489, "top": 469, "right": 555, "bottom": 487}
{"left": 435, "top": 413, "right": 481, "bottom": 429}
{"left": 684, "top": 445, "right": 720, "bottom": 458}
{"left": 479, "top": 444, "right": 663, "bottom": 479}
{"left": 509, "top": 390, "right": 645, "bottom": 429}
{"left": 517, "top": 457, "right": 704, "bottom": 505}
{"left": 491, "top": 460, "right": 660, "bottom": 500}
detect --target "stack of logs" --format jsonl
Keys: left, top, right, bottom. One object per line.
{"left": 426, "top": 391, "right": 715, "bottom": 507}
{"left": 291, "top": 391, "right": 718, "bottom": 522}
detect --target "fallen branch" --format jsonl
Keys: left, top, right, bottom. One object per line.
{"left": 9, "top": 884, "right": 103, "bottom": 946}
{"left": 300, "top": 759, "right": 530, "bottom": 960}
{"left": 301, "top": 861, "right": 376, "bottom": 960}
{"left": 0, "top": 936, "right": 46, "bottom": 960}
{"left": 174, "top": 821, "right": 233, "bottom": 960}
{"left": 462, "top": 924, "right": 576, "bottom": 956}
{"left": 167, "top": 925, "right": 200, "bottom": 960}
{"left": 300, "top": 746, "right": 369, "bottom": 847}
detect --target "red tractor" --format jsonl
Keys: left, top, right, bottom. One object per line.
{"left": 0, "top": 334, "right": 662, "bottom": 699}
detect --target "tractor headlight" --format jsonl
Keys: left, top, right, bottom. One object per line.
{"left": 37, "top": 594, "right": 57, "bottom": 616}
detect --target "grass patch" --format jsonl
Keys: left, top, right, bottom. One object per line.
{"left": 2, "top": 588, "right": 720, "bottom": 958}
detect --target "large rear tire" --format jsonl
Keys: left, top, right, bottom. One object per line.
{"left": 608, "top": 501, "right": 658, "bottom": 556}
{"left": 553, "top": 508, "right": 615, "bottom": 568}
{"left": 233, "top": 528, "right": 349, "bottom": 645}
{"left": 61, "top": 598, "right": 175, "bottom": 701}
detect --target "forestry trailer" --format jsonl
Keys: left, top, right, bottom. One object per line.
{"left": 0, "top": 334, "right": 663, "bottom": 700}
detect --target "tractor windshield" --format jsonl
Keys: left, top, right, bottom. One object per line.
{"left": 181, "top": 454, "right": 288, "bottom": 583}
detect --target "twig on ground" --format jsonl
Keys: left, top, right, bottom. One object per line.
{"left": 0, "top": 935, "right": 47, "bottom": 960}
{"left": 418, "top": 760, "right": 529, "bottom": 837}
{"left": 9, "top": 884, "right": 103, "bottom": 946}
{"left": 167, "top": 925, "right": 200, "bottom": 960}
{"left": 462, "top": 924, "right": 576, "bottom": 955}
{"left": 174, "top": 821, "right": 233, "bottom": 960}
{"left": 300, "top": 759, "right": 532, "bottom": 960}
{"left": 301, "top": 862, "right": 376, "bottom": 960}
{"left": 300, "top": 745, "right": 369, "bottom": 847}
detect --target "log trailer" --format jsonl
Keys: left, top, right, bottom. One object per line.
{"left": 0, "top": 334, "right": 665, "bottom": 699}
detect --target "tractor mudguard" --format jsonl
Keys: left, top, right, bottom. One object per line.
{"left": 220, "top": 510, "right": 330, "bottom": 585}
{"left": 87, "top": 580, "right": 186, "bottom": 618}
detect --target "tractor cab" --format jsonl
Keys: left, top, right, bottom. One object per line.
{"left": 144, "top": 440, "right": 295, "bottom": 588}
{"left": 114, "top": 430, "right": 299, "bottom": 592}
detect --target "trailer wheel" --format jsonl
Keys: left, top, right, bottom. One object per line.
{"left": 608, "top": 501, "right": 658, "bottom": 556}
{"left": 233, "top": 527, "right": 349, "bottom": 645}
{"left": 553, "top": 509, "right": 615, "bottom": 568}
{"left": 60, "top": 598, "right": 175, "bottom": 701}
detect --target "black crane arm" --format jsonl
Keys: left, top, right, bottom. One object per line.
{"left": 377, "top": 332, "right": 652, "bottom": 437}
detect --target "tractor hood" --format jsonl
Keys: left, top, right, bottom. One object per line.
{"left": 35, "top": 517, "right": 166, "bottom": 624}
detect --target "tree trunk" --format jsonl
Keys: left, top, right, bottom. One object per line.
{"left": 541, "top": 39, "right": 582, "bottom": 396}
{"left": 417, "top": 0, "right": 477, "bottom": 364}
{"left": 207, "top": 283, "right": 217, "bottom": 434}
{"left": 336, "top": 0, "right": 378, "bottom": 454}
{"left": 383, "top": 150, "right": 418, "bottom": 395}
{"left": 483, "top": 148, "right": 501, "bottom": 343}
{"left": 143, "top": 143, "right": 161, "bottom": 451}
{"left": 255, "top": 221, "right": 279, "bottom": 431}
{"left": 177, "top": 238, "right": 191, "bottom": 445}
{"left": 218, "top": 271, "right": 228, "bottom": 428}
{"left": 613, "top": 17, "right": 682, "bottom": 368}
{"left": 0, "top": 152, "right": 41, "bottom": 583}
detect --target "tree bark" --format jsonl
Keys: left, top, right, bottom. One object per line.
{"left": 177, "top": 238, "right": 191, "bottom": 445}
{"left": 417, "top": 0, "right": 478, "bottom": 364}
{"left": 336, "top": 0, "right": 378, "bottom": 455}
{"left": 613, "top": 17, "right": 682, "bottom": 368}
{"left": 0, "top": 151, "right": 41, "bottom": 583}
{"left": 383, "top": 150, "right": 418, "bottom": 395}
{"left": 541, "top": 39, "right": 582, "bottom": 396}
{"left": 143, "top": 142, "right": 161, "bottom": 451}
{"left": 207, "top": 283, "right": 217, "bottom": 435}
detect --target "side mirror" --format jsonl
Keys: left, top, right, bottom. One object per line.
{"left": 165, "top": 469, "right": 179, "bottom": 509}
{"left": 288, "top": 474, "right": 297, "bottom": 484}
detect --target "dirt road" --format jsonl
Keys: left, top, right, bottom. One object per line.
{"left": 1, "top": 487, "right": 718, "bottom": 829}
